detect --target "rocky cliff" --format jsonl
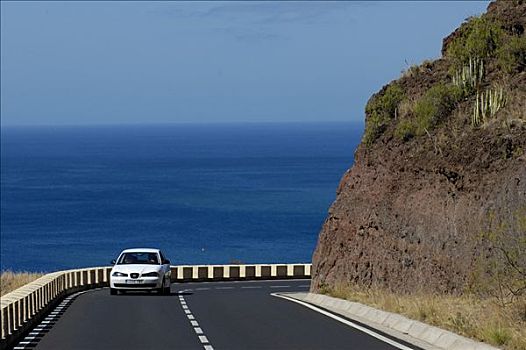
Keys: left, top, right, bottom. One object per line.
{"left": 312, "top": 0, "right": 526, "bottom": 295}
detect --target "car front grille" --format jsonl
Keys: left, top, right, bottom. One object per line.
{"left": 130, "top": 273, "right": 139, "bottom": 279}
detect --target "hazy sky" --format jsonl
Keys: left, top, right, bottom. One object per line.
{"left": 1, "top": 1, "right": 489, "bottom": 126}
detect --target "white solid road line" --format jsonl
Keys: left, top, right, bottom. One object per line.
{"left": 241, "top": 286, "right": 261, "bottom": 289}
{"left": 272, "top": 293, "right": 414, "bottom": 350}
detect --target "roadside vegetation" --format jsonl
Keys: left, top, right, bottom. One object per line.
{"left": 1, "top": 271, "right": 43, "bottom": 296}
{"left": 321, "top": 284, "right": 525, "bottom": 350}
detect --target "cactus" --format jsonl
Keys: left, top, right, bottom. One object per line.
{"left": 472, "top": 85, "right": 506, "bottom": 126}
{"left": 452, "top": 57, "right": 484, "bottom": 94}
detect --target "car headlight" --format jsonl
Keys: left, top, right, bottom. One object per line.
{"left": 142, "top": 272, "right": 159, "bottom": 277}
{"left": 112, "top": 272, "right": 128, "bottom": 277}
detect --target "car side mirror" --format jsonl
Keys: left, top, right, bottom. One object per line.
{"left": 111, "top": 259, "right": 116, "bottom": 265}
{"left": 163, "top": 259, "right": 170, "bottom": 265}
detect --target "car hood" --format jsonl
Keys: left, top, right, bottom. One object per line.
{"left": 111, "top": 264, "right": 162, "bottom": 275}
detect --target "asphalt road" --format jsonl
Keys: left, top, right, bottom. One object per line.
{"left": 17, "top": 280, "right": 413, "bottom": 350}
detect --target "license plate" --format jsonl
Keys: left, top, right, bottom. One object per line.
{"left": 126, "top": 279, "right": 144, "bottom": 284}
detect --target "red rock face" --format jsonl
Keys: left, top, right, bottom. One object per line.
{"left": 311, "top": 0, "right": 526, "bottom": 294}
{"left": 312, "top": 139, "right": 525, "bottom": 294}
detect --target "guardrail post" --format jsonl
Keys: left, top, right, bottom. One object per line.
{"left": 305, "top": 264, "right": 311, "bottom": 276}
{"left": 2, "top": 306, "right": 8, "bottom": 339}
{"left": 8, "top": 304, "right": 14, "bottom": 336}
{"left": 207, "top": 266, "right": 214, "bottom": 279}
{"left": 255, "top": 265, "right": 262, "bottom": 277}
{"left": 30, "top": 292, "right": 35, "bottom": 316}
{"left": 287, "top": 265, "right": 294, "bottom": 277}
{"left": 105, "top": 268, "right": 111, "bottom": 283}
{"left": 239, "top": 265, "right": 246, "bottom": 278}
{"left": 177, "top": 266, "right": 183, "bottom": 281}
{"left": 192, "top": 266, "right": 198, "bottom": 280}
{"left": 14, "top": 301, "right": 20, "bottom": 329}
{"left": 224, "top": 266, "right": 230, "bottom": 279}
{"left": 22, "top": 297, "right": 27, "bottom": 323}
{"left": 270, "top": 265, "right": 277, "bottom": 277}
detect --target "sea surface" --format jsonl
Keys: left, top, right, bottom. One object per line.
{"left": 1, "top": 123, "right": 362, "bottom": 272}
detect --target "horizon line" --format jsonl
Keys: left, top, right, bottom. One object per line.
{"left": 0, "top": 120, "right": 365, "bottom": 128}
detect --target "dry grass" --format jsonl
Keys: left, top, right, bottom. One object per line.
{"left": 1, "top": 271, "right": 44, "bottom": 296}
{"left": 323, "top": 283, "right": 526, "bottom": 350}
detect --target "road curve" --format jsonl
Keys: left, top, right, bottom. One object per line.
{"left": 17, "top": 280, "right": 414, "bottom": 350}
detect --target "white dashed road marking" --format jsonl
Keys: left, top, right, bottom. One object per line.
{"left": 178, "top": 291, "right": 215, "bottom": 350}
{"left": 14, "top": 290, "right": 89, "bottom": 349}
{"left": 198, "top": 335, "right": 209, "bottom": 343}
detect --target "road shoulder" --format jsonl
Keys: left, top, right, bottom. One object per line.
{"left": 273, "top": 292, "right": 499, "bottom": 350}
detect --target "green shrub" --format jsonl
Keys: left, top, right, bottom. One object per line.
{"left": 498, "top": 34, "right": 526, "bottom": 74}
{"left": 394, "top": 118, "right": 416, "bottom": 141}
{"left": 413, "top": 84, "right": 462, "bottom": 135}
{"left": 401, "top": 59, "right": 433, "bottom": 79}
{"left": 447, "top": 16, "right": 503, "bottom": 68}
{"left": 483, "top": 325, "right": 512, "bottom": 346}
{"left": 364, "top": 84, "right": 405, "bottom": 145}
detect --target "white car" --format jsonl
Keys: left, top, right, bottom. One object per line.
{"left": 110, "top": 248, "right": 171, "bottom": 295}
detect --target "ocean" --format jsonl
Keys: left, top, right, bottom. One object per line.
{"left": 1, "top": 123, "right": 362, "bottom": 272}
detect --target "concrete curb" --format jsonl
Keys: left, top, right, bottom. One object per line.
{"left": 278, "top": 292, "right": 500, "bottom": 350}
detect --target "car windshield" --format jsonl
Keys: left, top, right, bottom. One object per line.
{"left": 117, "top": 252, "right": 159, "bottom": 265}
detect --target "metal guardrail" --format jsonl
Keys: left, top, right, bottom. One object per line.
{"left": 0, "top": 263, "right": 311, "bottom": 349}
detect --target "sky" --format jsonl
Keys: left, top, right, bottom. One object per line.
{"left": 1, "top": 1, "right": 489, "bottom": 126}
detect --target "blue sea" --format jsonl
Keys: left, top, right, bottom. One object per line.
{"left": 1, "top": 123, "right": 362, "bottom": 272}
